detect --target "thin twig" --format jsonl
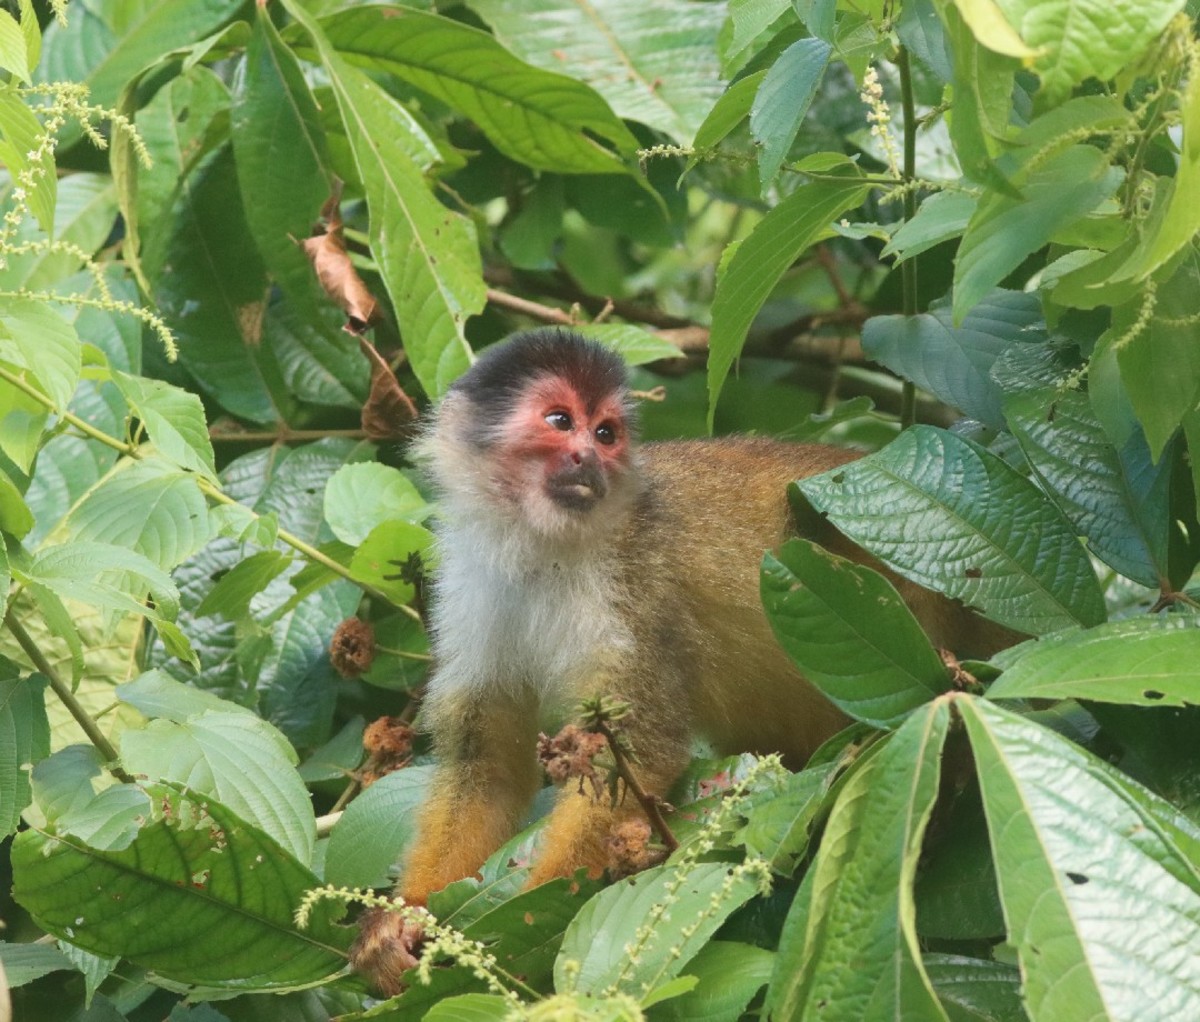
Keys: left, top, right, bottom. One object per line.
{"left": 5, "top": 610, "right": 135, "bottom": 784}
{"left": 594, "top": 719, "right": 679, "bottom": 854}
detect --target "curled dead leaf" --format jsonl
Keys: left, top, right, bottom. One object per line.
{"left": 359, "top": 338, "right": 418, "bottom": 438}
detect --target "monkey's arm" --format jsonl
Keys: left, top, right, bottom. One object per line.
{"left": 401, "top": 685, "right": 542, "bottom": 903}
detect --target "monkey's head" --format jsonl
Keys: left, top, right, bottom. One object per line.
{"left": 422, "top": 330, "right": 639, "bottom": 543}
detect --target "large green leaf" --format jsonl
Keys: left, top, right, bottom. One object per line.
{"left": 797, "top": 425, "right": 1106, "bottom": 635}
{"left": 761, "top": 539, "right": 949, "bottom": 727}
{"left": 0, "top": 87, "right": 55, "bottom": 234}
{"left": 0, "top": 296, "right": 81, "bottom": 410}
{"left": 766, "top": 703, "right": 951, "bottom": 1021}
{"left": 961, "top": 696, "right": 1200, "bottom": 1022}
{"left": 112, "top": 372, "right": 216, "bottom": 480}
{"left": 995, "top": 0, "right": 1185, "bottom": 106}
{"left": 1115, "top": 249, "right": 1200, "bottom": 460}
{"left": 988, "top": 617, "right": 1200, "bottom": 705}
{"left": 862, "top": 288, "right": 1044, "bottom": 429}
{"left": 324, "top": 765, "right": 435, "bottom": 889}
{"left": 750, "top": 37, "right": 833, "bottom": 188}
{"left": 121, "top": 710, "right": 317, "bottom": 865}
{"left": 923, "top": 954, "right": 1025, "bottom": 1022}
{"left": 953, "top": 145, "right": 1122, "bottom": 323}
{"left": 556, "top": 861, "right": 766, "bottom": 997}
{"left": 0, "top": 661, "right": 48, "bottom": 838}
{"left": 0, "top": 173, "right": 116, "bottom": 289}
{"left": 708, "top": 177, "right": 868, "bottom": 424}
{"left": 997, "top": 347, "right": 1167, "bottom": 587}
{"left": 232, "top": 8, "right": 332, "bottom": 319}
{"left": 312, "top": 4, "right": 639, "bottom": 174}
{"left": 467, "top": 0, "right": 725, "bottom": 143}
{"left": 286, "top": 1, "right": 482, "bottom": 398}
{"left": 11, "top": 785, "right": 352, "bottom": 989}
{"left": 659, "top": 941, "right": 775, "bottom": 1022}
{"left": 152, "top": 147, "right": 281, "bottom": 425}
{"left": 323, "top": 463, "right": 428, "bottom": 546}
{"left": 68, "top": 458, "right": 211, "bottom": 573}
{"left": 37, "top": 0, "right": 242, "bottom": 110}
{"left": 132, "top": 66, "right": 231, "bottom": 283}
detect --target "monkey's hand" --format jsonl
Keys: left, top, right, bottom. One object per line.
{"left": 349, "top": 905, "right": 426, "bottom": 998}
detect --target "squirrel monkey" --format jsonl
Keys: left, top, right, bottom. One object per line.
{"left": 351, "top": 329, "right": 1013, "bottom": 992}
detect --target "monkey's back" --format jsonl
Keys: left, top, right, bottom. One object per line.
{"left": 618, "top": 437, "right": 859, "bottom": 762}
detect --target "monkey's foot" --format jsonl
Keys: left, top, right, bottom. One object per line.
{"left": 349, "top": 906, "right": 425, "bottom": 998}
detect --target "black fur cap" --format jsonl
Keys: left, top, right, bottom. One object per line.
{"left": 450, "top": 329, "right": 633, "bottom": 444}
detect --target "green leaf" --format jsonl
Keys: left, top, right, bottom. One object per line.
{"left": 0, "top": 296, "right": 82, "bottom": 410}
{"left": 961, "top": 696, "right": 1200, "bottom": 1022}
{"left": 556, "top": 861, "right": 766, "bottom": 997}
{"left": 467, "top": 0, "right": 725, "bottom": 143}
{"left": 691, "top": 71, "right": 765, "bottom": 154}
{"left": 943, "top": 3, "right": 1019, "bottom": 197}
{"left": 0, "top": 87, "right": 55, "bottom": 234}
{"left": 132, "top": 66, "right": 231, "bottom": 284}
{"left": 995, "top": 0, "right": 1185, "bottom": 106}
{"left": 797, "top": 425, "right": 1106, "bottom": 635}
{"left": 458, "top": 876, "right": 604, "bottom": 991}
{"left": 988, "top": 617, "right": 1200, "bottom": 705}
{"left": 24, "top": 540, "right": 181, "bottom": 622}
{"left": 233, "top": 8, "right": 332, "bottom": 318}
{"left": 0, "top": 662, "right": 48, "bottom": 838}
{"left": 324, "top": 463, "right": 428, "bottom": 547}
{"left": 708, "top": 177, "right": 868, "bottom": 424}
{"left": 0, "top": 9, "right": 32, "bottom": 83}
{"left": 68, "top": 458, "right": 211, "bottom": 573}
{"left": 998, "top": 347, "right": 1167, "bottom": 587}
{"left": 751, "top": 37, "right": 832, "bottom": 188}
{"left": 324, "top": 765, "right": 435, "bottom": 888}
{"left": 195, "top": 549, "right": 293, "bottom": 621}
{"left": 766, "top": 703, "right": 951, "bottom": 1021}
{"left": 313, "top": 4, "right": 639, "bottom": 173}
{"left": 881, "top": 190, "right": 978, "bottom": 263}
{"left": 31, "top": 745, "right": 151, "bottom": 852}
{"left": 121, "top": 711, "right": 316, "bottom": 864}
{"left": 738, "top": 761, "right": 836, "bottom": 872}
{"left": 151, "top": 148, "right": 279, "bottom": 426}
{"left": 0, "top": 942, "right": 73, "bottom": 987}
{"left": 37, "top": 0, "right": 243, "bottom": 110}
{"left": 0, "top": 468, "right": 33, "bottom": 538}
{"left": 12, "top": 785, "right": 352, "bottom": 989}
{"left": 287, "top": 6, "right": 482, "bottom": 398}
{"left": 659, "top": 941, "right": 774, "bottom": 1022}
{"left": 112, "top": 372, "right": 217, "bottom": 480}
{"left": 349, "top": 520, "right": 435, "bottom": 605}
{"left": 953, "top": 145, "right": 1122, "bottom": 323}
{"left": 862, "top": 288, "right": 1044, "bottom": 429}
{"left": 0, "top": 173, "right": 118, "bottom": 291}
{"left": 1115, "top": 249, "right": 1200, "bottom": 459}
{"left": 117, "top": 669, "right": 256, "bottom": 723}
{"left": 423, "top": 995, "right": 513, "bottom": 1022}
{"left": 761, "top": 539, "right": 949, "bottom": 727}
{"left": 1113, "top": 71, "right": 1200, "bottom": 280}
{"left": 946, "top": 0, "right": 1037, "bottom": 58}
{"left": 572, "top": 323, "right": 685, "bottom": 366}
{"left": 923, "top": 954, "right": 1024, "bottom": 1022}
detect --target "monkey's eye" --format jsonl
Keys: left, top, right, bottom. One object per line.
{"left": 595, "top": 422, "right": 617, "bottom": 445}
{"left": 545, "top": 411, "right": 573, "bottom": 431}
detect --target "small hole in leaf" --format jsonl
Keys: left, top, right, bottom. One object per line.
{"left": 965, "top": 567, "right": 983, "bottom": 578}
{"left": 1067, "top": 872, "right": 1089, "bottom": 885}
{"left": 1143, "top": 690, "right": 1165, "bottom": 701}
{"left": 830, "top": 472, "right": 845, "bottom": 484}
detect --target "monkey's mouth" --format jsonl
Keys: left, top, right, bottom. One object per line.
{"left": 546, "top": 464, "right": 607, "bottom": 511}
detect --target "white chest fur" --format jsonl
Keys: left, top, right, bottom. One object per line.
{"left": 427, "top": 522, "right": 631, "bottom": 701}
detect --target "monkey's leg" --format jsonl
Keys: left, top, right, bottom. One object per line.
{"left": 401, "top": 686, "right": 542, "bottom": 904}
{"left": 352, "top": 686, "right": 541, "bottom": 995}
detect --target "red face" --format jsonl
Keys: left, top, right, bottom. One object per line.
{"left": 497, "top": 375, "right": 631, "bottom": 515}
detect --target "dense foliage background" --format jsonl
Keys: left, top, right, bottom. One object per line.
{"left": 2, "top": 0, "right": 1200, "bottom": 1019}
